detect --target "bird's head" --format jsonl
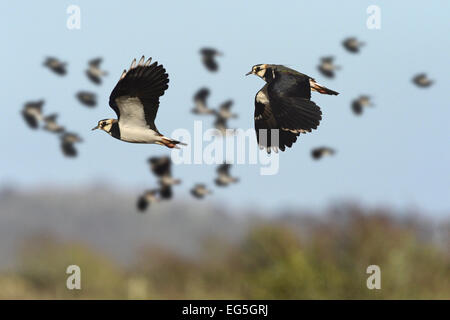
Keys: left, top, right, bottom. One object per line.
{"left": 92, "top": 119, "right": 116, "bottom": 133}
{"left": 245, "top": 64, "right": 275, "bottom": 82}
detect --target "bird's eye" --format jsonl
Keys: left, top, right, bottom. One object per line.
{"left": 255, "top": 67, "right": 260, "bottom": 72}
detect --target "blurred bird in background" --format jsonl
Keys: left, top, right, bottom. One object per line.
{"left": 190, "top": 184, "right": 212, "bottom": 199}
{"left": 86, "top": 57, "right": 108, "bottom": 85}
{"left": 351, "top": 95, "right": 373, "bottom": 115}
{"left": 191, "top": 87, "right": 214, "bottom": 115}
{"left": 412, "top": 73, "right": 433, "bottom": 88}
{"left": 21, "top": 100, "right": 44, "bottom": 129}
{"left": 76, "top": 91, "right": 97, "bottom": 108}
{"left": 136, "top": 189, "right": 160, "bottom": 212}
{"left": 215, "top": 163, "right": 239, "bottom": 187}
{"left": 42, "top": 114, "right": 65, "bottom": 134}
{"left": 342, "top": 37, "right": 365, "bottom": 53}
{"left": 148, "top": 156, "right": 181, "bottom": 200}
{"left": 43, "top": 57, "right": 67, "bottom": 76}
{"left": 311, "top": 147, "right": 336, "bottom": 160}
{"left": 200, "top": 47, "right": 222, "bottom": 72}
{"left": 60, "top": 132, "right": 83, "bottom": 158}
{"left": 317, "top": 56, "right": 340, "bottom": 78}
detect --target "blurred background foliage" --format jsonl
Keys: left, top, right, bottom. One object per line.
{"left": 0, "top": 204, "right": 448, "bottom": 299}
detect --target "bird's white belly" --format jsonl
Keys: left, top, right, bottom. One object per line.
{"left": 119, "top": 125, "right": 160, "bottom": 143}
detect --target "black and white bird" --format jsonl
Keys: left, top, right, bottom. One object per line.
{"left": 192, "top": 87, "right": 214, "bottom": 115}
{"left": 351, "top": 95, "right": 373, "bottom": 115}
{"left": 190, "top": 184, "right": 212, "bottom": 199}
{"left": 60, "top": 132, "right": 82, "bottom": 157}
{"left": 246, "top": 64, "right": 339, "bottom": 152}
{"left": 43, "top": 57, "right": 67, "bottom": 76}
{"left": 21, "top": 100, "right": 44, "bottom": 129}
{"left": 215, "top": 100, "right": 237, "bottom": 120}
{"left": 317, "top": 56, "right": 340, "bottom": 78}
{"left": 213, "top": 100, "right": 237, "bottom": 135}
{"left": 311, "top": 147, "right": 336, "bottom": 160}
{"left": 76, "top": 91, "right": 97, "bottom": 108}
{"left": 213, "top": 115, "right": 234, "bottom": 135}
{"left": 215, "top": 163, "right": 239, "bottom": 187}
{"left": 148, "top": 156, "right": 181, "bottom": 200}
{"left": 412, "top": 73, "right": 433, "bottom": 88}
{"left": 86, "top": 57, "right": 108, "bottom": 85}
{"left": 43, "top": 114, "right": 65, "bottom": 133}
{"left": 92, "top": 56, "right": 186, "bottom": 148}
{"left": 136, "top": 189, "right": 159, "bottom": 212}
{"left": 200, "top": 48, "right": 222, "bottom": 72}
{"left": 342, "top": 37, "right": 365, "bottom": 53}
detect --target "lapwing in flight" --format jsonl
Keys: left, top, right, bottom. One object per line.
{"left": 86, "top": 57, "right": 108, "bottom": 85}
{"left": 43, "top": 57, "right": 67, "bottom": 76}
{"left": 317, "top": 56, "right": 340, "bottom": 78}
{"left": 92, "top": 56, "right": 186, "bottom": 148}
{"left": 246, "top": 64, "right": 338, "bottom": 152}
{"left": 342, "top": 37, "right": 365, "bottom": 53}
{"left": 137, "top": 189, "right": 159, "bottom": 212}
{"left": 148, "top": 156, "right": 181, "bottom": 199}
{"left": 412, "top": 73, "right": 433, "bottom": 88}
{"left": 60, "top": 132, "right": 82, "bottom": 158}
{"left": 311, "top": 147, "right": 336, "bottom": 160}
{"left": 190, "top": 184, "right": 212, "bottom": 199}
{"left": 215, "top": 163, "right": 239, "bottom": 187}
{"left": 192, "top": 87, "right": 214, "bottom": 115}
{"left": 214, "top": 114, "right": 233, "bottom": 135}
{"left": 76, "top": 91, "right": 97, "bottom": 108}
{"left": 351, "top": 95, "right": 373, "bottom": 115}
{"left": 43, "top": 114, "right": 65, "bottom": 133}
{"left": 215, "top": 99, "right": 237, "bottom": 120}
{"left": 200, "top": 48, "right": 222, "bottom": 72}
{"left": 213, "top": 100, "right": 237, "bottom": 135}
{"left": 21, "top": 100, "right": 44, "bottom": 129}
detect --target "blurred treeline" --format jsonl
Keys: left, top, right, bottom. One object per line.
{"left": 0, "top": 206, "right": 449, "bottom": 299}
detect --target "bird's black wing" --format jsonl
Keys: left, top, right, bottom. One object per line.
{"left": 266, "top": 72, "right": 322, "bottom": 133}
{"left": 109, "top": 57, "right": 169, "bottom": 130}
{"left": 254, "top": 88, "right": 300, "bottom": 152}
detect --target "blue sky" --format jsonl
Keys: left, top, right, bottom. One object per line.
{"left": 1, "top": 1, "right": 449, "bottom": 215}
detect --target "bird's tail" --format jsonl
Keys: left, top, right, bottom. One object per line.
{"left": 160, "top": 137, "right": 187, "bottom": 149}
{"left": 310, "top": 79, "right": 339, "bottom": 95}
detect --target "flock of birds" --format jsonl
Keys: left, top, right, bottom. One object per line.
{"left": 22, "top": 57, "right": 107, "bottom": 156}
{"left": 20, "top": 38, "right": 435, "bottom": 212}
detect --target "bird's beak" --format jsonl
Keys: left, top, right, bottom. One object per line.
{"left": 91, "top": 125, "right": 99, "bottom": 131}
{"left": 245, "top": 70, "right": 253, "bottom": 76}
